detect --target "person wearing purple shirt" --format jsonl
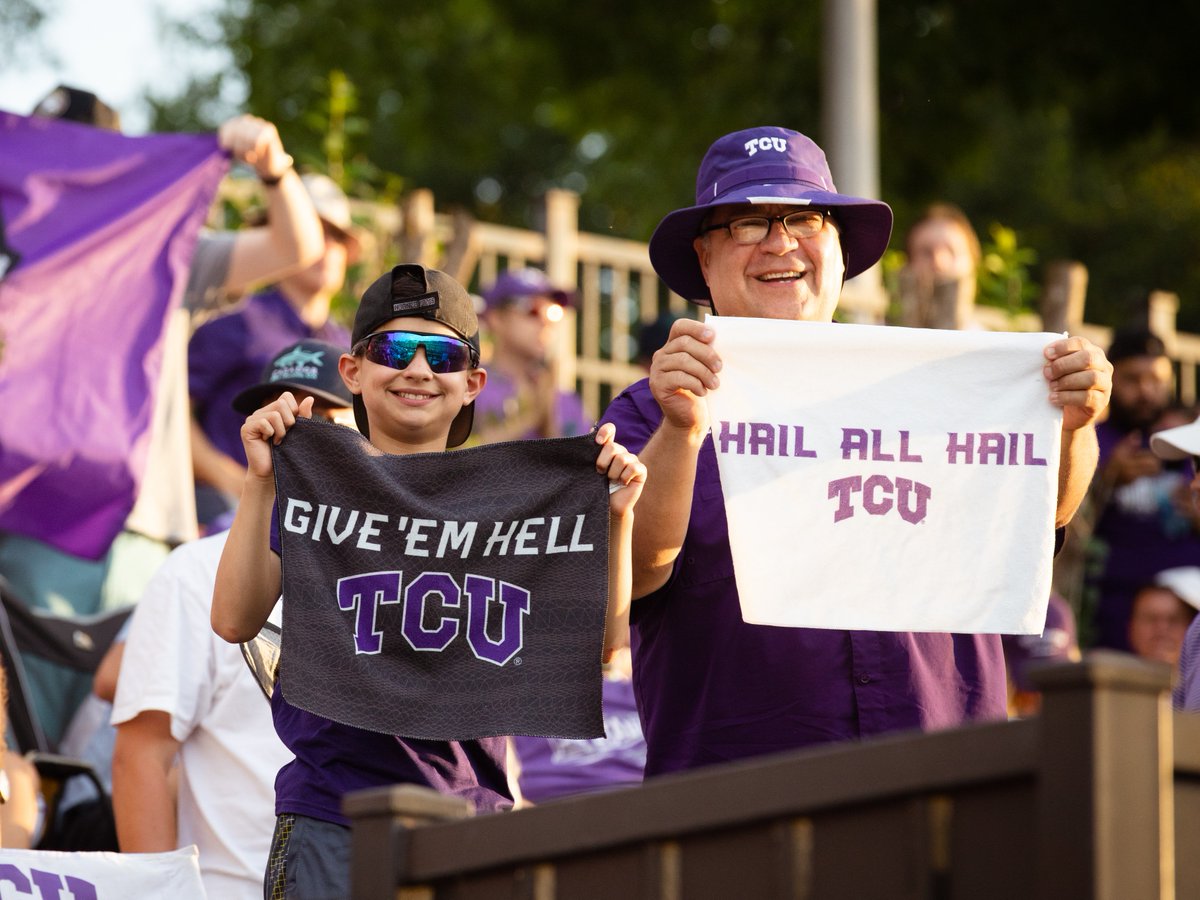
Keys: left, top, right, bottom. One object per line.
{"left": 472, "top": 267, "right": 590, "bottom": 444}
{"left": 188, "top": 173, "right": 359, "bottom": 527}
{"left": 1086, "top": 328, "right": 1200, "bottom": 650}
{"left": 600, "top": 125, "right": 1114, "bottom": 778}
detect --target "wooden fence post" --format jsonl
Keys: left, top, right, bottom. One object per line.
{"left": 544, "top": 189, "right": 581, "bottom": 394}
{"left": 1039, "top": 261, "right": 1088, "bottom": 335}
{"left": 344, "top": 784, "right": 474, "bottom": 900}
{"left": 400, "top": 188, "right": 437, "bottom": 268}
{"left": 1032, "top": 651, "right": 1175, "bottom": 900}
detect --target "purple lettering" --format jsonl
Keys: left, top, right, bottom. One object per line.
{"left": 870, "top": 429, "right": 895, "bottom": 462}
{"left": 464, "top": 575, "right": 530, "bottom": 665}
{"left": 1008, "top": 433, "right": 1019, "bottom": 466}
{"left": 979, "top": 432, "right": 1005, "bottom": 465}
{"left": 0, "top": 865, "right": 31, "bottom": 893}
{"left": 896, "top": 478, "right": 932, "bottom": 524}
{"left": 946, "top": 432, "right": 974, "bottom": 464}
{"left": 841, "top": 428, "right": 868, "bottom": 460}
{"left": 1023, "top": 433, "right": 1048, "bottom": 466}
{"left": 719, "top": 420, "right": 747, "bottom": 454}
{"left": 899, "top": 430, "right": 922, "bottom": 462}
{"left": 863, "top": 474, "right": 894, "bottom": 515}
{"left": 338, "top": 571, "right": 402, "bottom": 655}
{"left": 793, "top": 425, "right": 817, "bottom": 458}
{"left": 64, "top": 875, "right": 99, "bottom": 900}
{"left": 750, "top": 422, "right": 774, "bottom": 455}
{"left": 828, "top": 475, "right": 862, "bottom": 522}
{"left": 402, "top": 572, "right": 461, "bottom": 652}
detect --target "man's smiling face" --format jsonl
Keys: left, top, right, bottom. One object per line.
{"left": 692, "top": 203, "right": 844, "bottom": 322}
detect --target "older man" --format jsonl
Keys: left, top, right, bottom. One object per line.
{"left": 600, "top": 126, "right": 1113, "bottom": 777}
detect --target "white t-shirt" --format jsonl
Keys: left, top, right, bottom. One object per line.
{"left": 112, "top": 532, "right": 290, "bottom": 900}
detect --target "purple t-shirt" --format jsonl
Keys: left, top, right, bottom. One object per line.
{"left": 601, "top": 378, "right": 1008, "bottom": 777}
{"left": 188, "top": 288, "right": 350, "bottom": 465}
{"left": 472, "top": 367, "right": 591, "bottom": 442}
{"left": 267, "top": 516, "right": 512, "bottom": 825}
{"left": 512, "top": 674, "right": 645, "bottom": 803}
{"left": 1090, "top": 420, "right": 1200, "bottom": 650}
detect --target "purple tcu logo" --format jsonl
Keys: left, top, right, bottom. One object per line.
{"left": 336, "top": 570, "right": 530, "bottom": 666}
{"left": 0, "top": 864, "right": 97, "bottom": 899}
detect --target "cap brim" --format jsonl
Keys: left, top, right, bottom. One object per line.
{"left": 232, "top": 380, "right": 353, "bottom": 416}
{"left": 351, "top": 395, "right": 476, "bottom": 448}
{"left": 1150, "top": 421, "right": 1200, "bottom": 461}
{"left": 648, "top": 188, "right": 893, "bottom": 305}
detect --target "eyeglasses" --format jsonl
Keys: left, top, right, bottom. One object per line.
{"left": 355, "top": 330, "right": 478, "bottom": 373}
{"left": 497, "top": 295, "right": 565, "bottom": 322}
{"left": 700, "top": 210, "right": 831, "bottom": 244}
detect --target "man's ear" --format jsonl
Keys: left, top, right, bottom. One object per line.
{"left": 338, "top": 353, "right": 363, "bottom": 395}
{"left": 464, "top": 367, "right": 488, "bottom": 405}
{"left": 693, "top": 235, "right": 711, "bottom": 285}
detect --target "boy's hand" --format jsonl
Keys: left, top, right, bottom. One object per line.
{"left": 595, "top": 423, "right": 646, "bottom": 518}
{"left": 240, "top": 392, "right": 314, "bottom": 481}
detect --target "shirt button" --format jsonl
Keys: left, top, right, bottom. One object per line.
{"left": 858, "top": 674, "right": 871, "bottom": 684}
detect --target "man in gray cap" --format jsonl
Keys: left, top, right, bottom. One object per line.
{"left": 600, "top": 125, "right": 1114, "bottom": 777}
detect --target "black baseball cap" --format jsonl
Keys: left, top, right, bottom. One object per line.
{"left": 232, "top": 339, "right": 353, "bottom": 415}
{"left": 350, "top": 264, "right": 481, "bottom": 447}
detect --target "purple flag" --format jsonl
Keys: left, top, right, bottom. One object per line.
{"left": 0, "top": 111, "right": 227, "bottom": 559}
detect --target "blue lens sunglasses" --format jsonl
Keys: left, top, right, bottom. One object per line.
{"left": 355, "top": 330, "right": 478, "bottom": 374}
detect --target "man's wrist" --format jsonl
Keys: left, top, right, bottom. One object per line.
{"left": 258, "top": 154, "right": 295, "bottom": 186}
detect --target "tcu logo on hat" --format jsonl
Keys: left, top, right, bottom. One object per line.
{"left": 745, "top": 136, "right": 788, "bottom": 156}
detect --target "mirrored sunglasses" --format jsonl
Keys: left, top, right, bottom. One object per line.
{"left": 356, "top": 330, "right": 478, "bottom": 374}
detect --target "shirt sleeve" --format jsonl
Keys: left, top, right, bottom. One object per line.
{"left": 183, "top": 231, "right": 236, "bottom": 317}
{"left": 599, "top": 379, "right": 659, "bottom": 455}
{"left": 111, "top": 543, "right": 222, "bottom": 742}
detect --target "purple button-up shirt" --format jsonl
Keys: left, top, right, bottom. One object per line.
{"left": 188, "top": 289, "right": 350, "bottom": 465}
{"left": 602, "top": 378, "right": 1008, "bottom": 777}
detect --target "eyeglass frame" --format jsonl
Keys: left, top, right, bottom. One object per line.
{"left": 698, "top": 209, "right": 835, "bottom": 245}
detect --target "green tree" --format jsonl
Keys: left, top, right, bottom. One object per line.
{"left": 160, "top": 0, "right": 1200, "bottom": 331}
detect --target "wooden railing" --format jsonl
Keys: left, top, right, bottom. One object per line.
{"left": 345, "top": 652, "right": 1198, "bottom": 899}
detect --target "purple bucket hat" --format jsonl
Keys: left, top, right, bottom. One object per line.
{"left": 648, "top": 126, "right": 894, "bottom": 305}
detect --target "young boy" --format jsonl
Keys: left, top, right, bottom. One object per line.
{"left": 211, "top": 264, "right": 644, "bottom": 899}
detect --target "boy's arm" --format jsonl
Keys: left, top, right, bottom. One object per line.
{"left": 594, "top": 424, "right": 647, "bottom": 659}
{"left": 212, "top": 393, "right": 312, "bottom": 643}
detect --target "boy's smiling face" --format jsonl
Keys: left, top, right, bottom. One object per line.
{"left": 339, "top": 316, "right": 486, "bottom": 454}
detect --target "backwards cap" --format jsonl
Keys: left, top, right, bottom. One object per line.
{"left": 350, "top": 265, "right": 480, "bottom": 447}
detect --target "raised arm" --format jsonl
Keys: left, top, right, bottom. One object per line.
{"left": 626, "top": 318, "right": 720, "bottom": 598}
{"left": 593, "top": 423, "right": 647, "bottom": 658}
{"left": 1044, "top": 335, "right": 1113, "bottom": 527}
{"left": 216, "top": 114, "right": 324, "bottom": 293}
{"left": 211, "top": 392, "right": 313, "bottom": 642}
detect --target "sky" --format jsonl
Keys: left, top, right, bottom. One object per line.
{"left": 0, "top": 0, "right": 232, "bottom": 134}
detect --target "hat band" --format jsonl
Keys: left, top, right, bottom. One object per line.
{"left": 703, "top": 163, "right": 833, "bottom": 202}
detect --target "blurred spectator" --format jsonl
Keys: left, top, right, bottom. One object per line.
{"left": 188, "top": 174, "right": 359, "bottom": 528}
{"left": 509, "top": 647, "right": 645, "bottom": 804}
{"left": 897, "top": 203, "right": 982, "bottom": 330}
{"left": 1084, "top": 327, "right": 1200, "bottom": 650}
{"left": 472, "top": 268, "right": 590, "bottom": 443}
{"left": 1001, "top": 593, "right": 1081, "bottom": 718}
{"left": 634, "top": 311, "right": 685, "bottom": 372}
{"left": 109, "top": 342, "right": 349, "bottom": 896}
{"left": 1126, "top": 568, "right": 1200, "bottom": 667}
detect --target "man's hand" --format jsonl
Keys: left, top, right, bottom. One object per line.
{"left": 1044, "top": 335, "right": 1113, "bottom": 432}
{"left": 1105, "top": 431, "right": 1162, "bottom": 487}
{"left": 217, "top": 114, "right": 293, "bottom": 182}
{"left": 649, "top": 318, "right": 721, "bottom": 435}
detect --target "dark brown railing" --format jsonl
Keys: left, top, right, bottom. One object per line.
{"left": 345, "top": 652, "right": 1199, "bottom": 900}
